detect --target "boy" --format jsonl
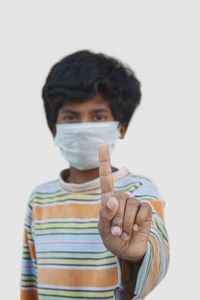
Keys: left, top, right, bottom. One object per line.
{"left": 21, "top": 50, "right": 169, "bottom": 300}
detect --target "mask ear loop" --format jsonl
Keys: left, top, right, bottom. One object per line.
{"left": 117, "top": 123, "right": 123, "bottom": 139}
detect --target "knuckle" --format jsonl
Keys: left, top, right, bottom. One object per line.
{"left": 123, "top": 218, "right": 132, "bottom": 230}
{"left": 99, "top": 162, "right": 110, "bottom": 176}
{"left": 112, "top": 215, "right": 123, "bottom": 227}
{"left": 127, "top": 197, "right": 140, "bottom": 207}
{"left": 141, "top": 202, "right": 152, "bottom": 213}
{"left": 99, "top": 207, "right": 111, "bottom": 221}
{"left": 113, "top": 191, "right": 128, "bottom": 201}
{"left": 99, "top": 207, "right": 107, "bottom": 220}
{"left": 136, "top": 203, "right": 152, "bottom": 224}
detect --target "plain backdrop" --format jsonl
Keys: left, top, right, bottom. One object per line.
{"left": 0, "top": 0, "right": 199, "bottom": 299}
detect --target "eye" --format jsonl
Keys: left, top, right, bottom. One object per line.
{"left": 63, "top": 115, "right": 76, "bottom": 121}
{"left": 93, "top": 115, "right": 106, "bottom": 121}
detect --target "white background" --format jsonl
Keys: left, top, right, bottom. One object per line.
{"left": 0, "top": 0, "right": 199, "bottom": 299}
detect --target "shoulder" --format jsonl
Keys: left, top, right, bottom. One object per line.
{"left": 127, "top": 170, "right": 165, "bottom": 203}
{"left": 116, "top": 168, "right": 160, "bottom": 195}
{"left": 128, "top": 171, "right": 154, "bottom": 183}
{"left": 27, "top": 179, "right": 60, "bottom": 208}
{"left": 115, "top": 167, "right": 155, "bottom": 188}
{"left": 125, "top": 169, "right": 156, "bottom": 187}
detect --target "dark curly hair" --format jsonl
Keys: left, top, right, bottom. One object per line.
{"left": 42, "top": 50, "right": 142, "bottom": 131}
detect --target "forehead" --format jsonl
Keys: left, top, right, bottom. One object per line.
{"left": 59, "top": 94, "right": 111, "bottom": 111}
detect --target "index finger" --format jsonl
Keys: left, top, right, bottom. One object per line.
{"left": 98, "top": 144, "right": 114, "bottom": 205}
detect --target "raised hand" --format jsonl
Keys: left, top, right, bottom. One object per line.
{"left": 98, "top": 144, "right": 152, "bottom": 263}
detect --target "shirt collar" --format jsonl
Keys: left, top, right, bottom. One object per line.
{"left": 58, "top": 166, "right": 130, "bottom": 193}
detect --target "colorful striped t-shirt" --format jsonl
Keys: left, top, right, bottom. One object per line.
{"left": 21, "top": 166, "right": 169, "bottom": 300}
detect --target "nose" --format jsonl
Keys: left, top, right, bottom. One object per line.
{"left": 80, "top": 115, "right": 92, "bottom": 123}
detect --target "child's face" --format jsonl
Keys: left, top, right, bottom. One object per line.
{"left": 51, "top": 93, "right": 127, "bottom": 139}
{"left": 57, "top": 93, "right": 114, "bottom": 124}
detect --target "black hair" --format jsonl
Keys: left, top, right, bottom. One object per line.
{"left": 42, "top": 50, "right": 141, "bottom": 131}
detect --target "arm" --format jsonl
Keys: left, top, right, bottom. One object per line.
{"left": 98, "top": 144, "right": 169, "bottom": 300}
{"left": 20, "top": 198, "right": 38, "bottom": 300}
{"left": 116, "top": 180, "right": 170, "bottom": 299}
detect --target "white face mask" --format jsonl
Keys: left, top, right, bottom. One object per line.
{"left": 54, "top": 121, "right": 121, "bottom": 170}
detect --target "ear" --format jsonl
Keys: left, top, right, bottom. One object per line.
{"left": 118, "top": 123, "right": 128, "bottom": 139}
{"left": 51, "top": 126, "right": 56, "bottom": 138}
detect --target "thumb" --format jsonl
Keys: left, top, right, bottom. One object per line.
{"left": 98, "top": 196, "right": 119, "bottom": 237}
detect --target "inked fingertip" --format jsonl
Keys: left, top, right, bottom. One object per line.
{"left": 107, "top": 197, "right": 117, "bottom": 209}
{"left": 133, "top": 224, "right": 139, "bottom": 231}
{"left": 111, "top": 226, "right": 121, "bottom": 236}
{"left": 121, "top": 232, "right": 128, "bottom": 241}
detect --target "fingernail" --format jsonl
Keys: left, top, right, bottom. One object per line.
{"left": 121, "top": 232, "right": 128, "bottom": 241}
{"left": 133, "top": 224, "right": 139, "bottom": 231}
{"left": 107, "top": 197, "right": 117, "bottom": 209}
{"left": 111, "top": 226, "right": 121, "bottom": 236}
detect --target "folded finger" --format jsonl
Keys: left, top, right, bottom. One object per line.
{"left": 98, "top": 196, "right": 119, "bottom": 237}
{"left": 134, "top": 202, "right": 152, "bottom": 227}
{"left": 111, "top": 192, "right": 128, "bottom": 236}
{"left": 121, "top": 198, "right": 140, "bottom": 241}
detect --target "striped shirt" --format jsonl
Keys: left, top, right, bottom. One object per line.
{"left": 21, "top": 166, "right": 169, "bottom": 300}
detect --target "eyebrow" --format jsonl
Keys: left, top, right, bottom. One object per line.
{"left": 61, "top": 108, "right": 110, "bottom": 114}
{"left": 93, "top": 109, "right": 110, "bottom": 113}
{"left": 61, "top": 109, "right": 78, "bottom": 115}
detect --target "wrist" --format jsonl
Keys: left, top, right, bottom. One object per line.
{"left": 121, "top": 254, "right": 145, "bottom": 267}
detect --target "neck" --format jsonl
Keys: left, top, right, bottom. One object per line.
{"left": 66, "top": 165, "right": 118, "bottom": 184}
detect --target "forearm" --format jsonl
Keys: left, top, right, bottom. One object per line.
{"left": 115, "top": 213, "right": 169, "bottom": 299}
